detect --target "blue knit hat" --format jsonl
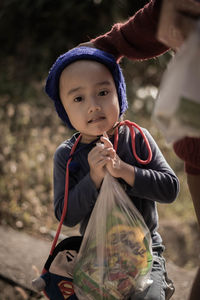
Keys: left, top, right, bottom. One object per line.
{"left": 45, "top": 46, "right": 128, "bottom": 128}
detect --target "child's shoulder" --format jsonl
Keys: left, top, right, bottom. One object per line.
{"left": 54, "top": 133, "right": 79, "bottom": 162}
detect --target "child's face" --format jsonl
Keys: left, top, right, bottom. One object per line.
{"left": 59, "top": 60, "right": 120, "bottom": 143}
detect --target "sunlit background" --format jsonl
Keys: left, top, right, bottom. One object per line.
{"left": 0, "top": 0, "right": 199, "bottom": 277}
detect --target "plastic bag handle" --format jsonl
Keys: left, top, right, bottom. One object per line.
{"left": 114, "top": 120, "right": 152, "bottom": 164}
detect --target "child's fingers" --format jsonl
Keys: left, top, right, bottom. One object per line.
{"left": 89, "top": 146, "right": 113, "bottom": 164}
{"left": 103, "top": 131, "right": 109, "bottom": 139}
{"left": 92, "top": 155, "right": 112, "bottom": 172}
{"left": 107, "top": 148, "right": 115, "bottom": 159}
{"left": 100, "top": 133, "right": 113, "bottom": 149}
{"left": 95, "top": 142, "right": 115, "bottom": 155}
{"left": 100, "top": 147, "right": 115, "bottom": 159}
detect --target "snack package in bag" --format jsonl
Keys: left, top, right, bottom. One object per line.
{"left": 73, "top": 173, "right": 153, "bottom": 300}
{"left": 153, "top": 20, "right": 200, "bottom": 143}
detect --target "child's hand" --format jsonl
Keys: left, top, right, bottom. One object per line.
{"left": 100, "top": 132, "right": 122, "bottom": 179}
{"left": 100, "top": 132, "right": 135, "bottom": 187}
{"left": 88, "top": 138, "right": 115, "bottom": 189}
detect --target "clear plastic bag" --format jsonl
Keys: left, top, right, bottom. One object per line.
{"left": 73, "top": 173, "right": 153, "bottom": 300}
{"left": 153, "top": 20, "right": 200, "bottom": 143}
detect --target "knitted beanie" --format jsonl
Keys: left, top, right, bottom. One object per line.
{"left": 45, "top": 46, "right": 128, "bottom": 128}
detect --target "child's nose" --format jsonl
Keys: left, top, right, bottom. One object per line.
{"left": 88, "top": 97, "right": 101, "bottom": 113}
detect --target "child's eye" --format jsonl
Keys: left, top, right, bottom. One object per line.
{"left": 74, "top": 96, "right": 83, "bottom": 102}
{"left": 99, "top": 90, "right": 109, "bottom": 96}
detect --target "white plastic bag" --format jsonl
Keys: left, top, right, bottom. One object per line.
{"left": 153, "top": 20, "right": 200, "bottom": 143}
{"left": 73, "top": 173, "right": 153, "bottom": 300}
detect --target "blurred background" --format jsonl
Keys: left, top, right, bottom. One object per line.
{"left": 0, "top": 0, "right": 199, "bottom": 279}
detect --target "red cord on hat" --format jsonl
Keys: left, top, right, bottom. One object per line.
{"left": 49, "top": 134, "right": 82, "bottom": 256}
{"left": 114, "top": 120, "right": 152, "bottom": 164}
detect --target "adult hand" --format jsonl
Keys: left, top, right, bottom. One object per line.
{"left": 78, "top": 41, "right": 95, "bottom": 48}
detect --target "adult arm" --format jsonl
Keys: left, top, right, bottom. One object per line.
{"left": 91, "top": 0, "right": 169, "bottom": 61}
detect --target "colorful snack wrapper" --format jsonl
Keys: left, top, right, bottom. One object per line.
{"left": 74, "top": 173, "right": 153, "bottom": 300}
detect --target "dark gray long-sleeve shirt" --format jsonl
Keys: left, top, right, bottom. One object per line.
{"left": 53, "top": 125, "right": 179, "bottom": 245}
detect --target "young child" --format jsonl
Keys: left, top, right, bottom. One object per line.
{"left": 45, "top": 46, "right": 179, "bottom": 300}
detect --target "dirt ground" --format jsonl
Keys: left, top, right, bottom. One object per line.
{"left": 0, "top": 278, "right": 43, "bottom": 300}
{"left": 0, "top": 265, "right": 197, "bottom": 300}
{"left": 0, "top": 220, "right": 199, "bottom": 300}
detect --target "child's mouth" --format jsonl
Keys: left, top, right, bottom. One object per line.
{"left": 88, "top": 116, "right": 105, "bottom": 124}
